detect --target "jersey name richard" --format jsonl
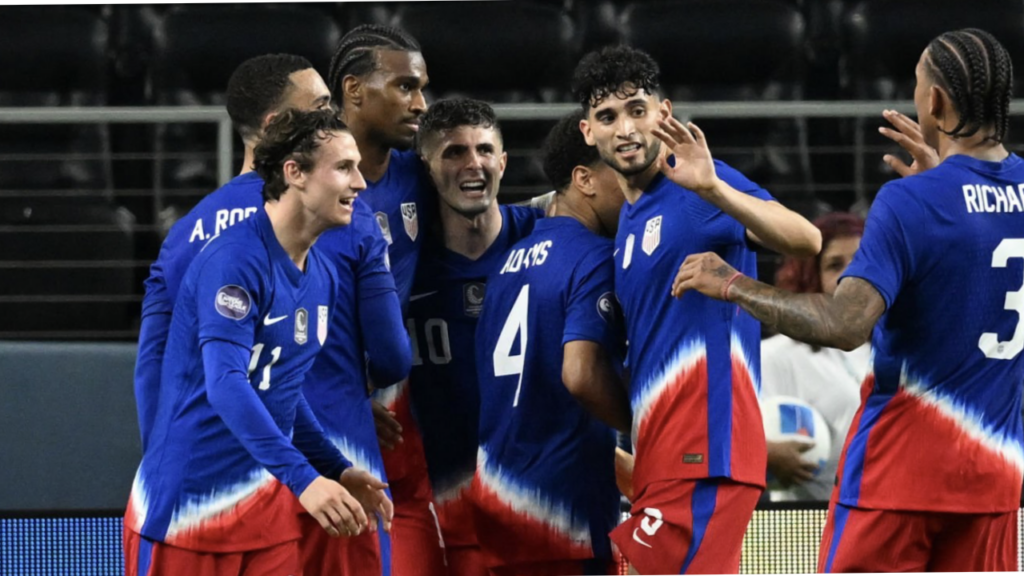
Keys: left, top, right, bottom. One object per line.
{"left": 499, "top": 240, "right": 553, "bottom": 275}
{"left": 962, "top": 182, "right": 1024, "bottom": 213}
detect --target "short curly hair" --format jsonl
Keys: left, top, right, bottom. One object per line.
{"left": 416, "top": 97, "right": 502, "bottom": 156}
{"left": 542, "top": 109, "right": 600, "bottom": 193}
{"left": 572, "top": 45, "right": 662, "bottom": 111}
{"left": 253, "top": 108, "right": 349, "bottom": 202}
{"left": 226, "top": 54, "right": 314, "bottom": 143}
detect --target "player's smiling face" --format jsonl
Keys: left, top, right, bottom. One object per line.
{"left": 360, "top": 50, "right": 429, "bottom": 151}
{"left": 423, "top": 125, "right": 507, "bottom": 218}
{"left": 299, "top": 130, "right": 366, "bottom": 228}
{"left": 581, "top": 85, "right": 670, "bottom": 177}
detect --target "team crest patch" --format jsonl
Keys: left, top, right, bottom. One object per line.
{"left": 375, "top": 212, "right": 393, "bottom": 245}
{"left": 623, "top": 234, "right": 635, "bottom": 269}
{"left": 295, "top": 308, "right": 308, "bottom": 345}
{"left": 401, "top": 202, "right": 418, "bottom": 241}
{"left": 463, "top": 282, "right": 486, "bottom": 318}
{"left": 642, "top": 216, "right": 662, "bottom": 256}
{"left": 317, "top": 305, "right": 329, "bottom": 346}
{"left": 597, "top": 291, "right": 616, "bottom": 324}
{"left": 214, "top": 285, "right": 251, "bottom": 320}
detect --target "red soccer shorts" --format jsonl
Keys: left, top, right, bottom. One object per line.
{"left": 818, "top": 498, "right": 1017, "bottom": 572}
{"left": 124, "top": 527, "right": 300, "bottom": 576}
{"left": 299, "top": 513, "right": 388, "bottom": 576}
{"left": 610, "top": 478, "right": 761, "bottom": 575}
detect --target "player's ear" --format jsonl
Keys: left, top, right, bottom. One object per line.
{"left": 498, "top": 150, "right": 508, "bottom": 178}
{"left": 342, "top": 74, "right": 363, "bottom": 107}
{"left": 929, "top": 84, "right": 947, "bottom": 124}
{"left": 283, "top": 158, "right": 306, "bottom": 189}
{"left": 580, "top": 118, "right": 595, "bottom": 146}
{"left": 572, "top": 165, "right": 596, "bottom": 198}
{"left": 659, "top": 98, "right": 673, "bottom": 121}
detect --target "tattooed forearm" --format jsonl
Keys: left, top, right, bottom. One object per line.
{"left": 728, "top": 276, "right": 882, "bottom": 351}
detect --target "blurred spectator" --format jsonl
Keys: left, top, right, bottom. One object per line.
{"left": 761, "top": 212, "right": 869, "bottom": 501}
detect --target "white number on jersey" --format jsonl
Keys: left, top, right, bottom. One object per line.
{"left": 493, "top": 284, "right": 530, "bottom": 406}
{"left": 248, "top": 343, "right": 282, "bottom": 390}
{"left": 407, "top": 318, "right": 452, "bottom": 366}
{"left": 979, "top": 238, "right": 1024, "bottom": 360}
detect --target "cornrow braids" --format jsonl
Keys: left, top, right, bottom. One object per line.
{"left": 327, "top": 24, "right": 421, "bottom": 103}
{"left": 254, "top": 108, "right": 349, "bottom": 202}
{"left": 924, "top": 28, "right": 1014, "bottom": 143}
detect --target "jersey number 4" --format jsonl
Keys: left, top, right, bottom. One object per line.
{"left": 980, "top": 239, "right": 1024, "bottom": 360}
{"left": 493, "top": 284, "right": 529, "bottom": 407}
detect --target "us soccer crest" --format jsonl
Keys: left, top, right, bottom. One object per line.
{"left": 463, "top": 282, "right": 486, "bottom": 318}
{"left": 375, "top": 212, "right": 393, "bottom": 245}
{"left": 294, "top": 308, "right": 308, "bottom": 345}
{"left": 317, "top": 305, "right": 329, "bottom": 346}
{"left": 401, "top": 202, "right": 418, "bottom": 241}
{"left": 642, "top": 215, "right": 662, "bottom": 256}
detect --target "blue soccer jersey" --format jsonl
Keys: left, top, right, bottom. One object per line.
{"left": 405, "top": 204, "right": 543, "bottom": 546}
{"left": 126, "top": 211, "right": 349, "bottom": 552}
{"left": 836, "top": 153, "right": 1024, "bottom": 513}
{"left": 614, "top": 160, "right": 772, "bottom": 492}
{"left": 473, "top": 216, "right": 622, "bottom": 564}
{"left": 362, "top": 149, "right": 435, "bottom": 310}
{"left": 135, "top": 172, "right": 263, "bottom": 450}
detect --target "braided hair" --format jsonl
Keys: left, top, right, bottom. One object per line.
{"left": 924, "top": 28, "right": 1014, "bottom": 143}
{"left": 327, "top": 24, "right": 421, "bottom": 102}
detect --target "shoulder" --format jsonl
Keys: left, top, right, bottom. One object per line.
{"left": 192, "top": 221, "right": 265, "bottom": 273}
{"left": 502, "top": 204, "right": 545, "bottom": 229}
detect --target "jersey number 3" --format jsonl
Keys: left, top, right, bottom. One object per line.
{"left": 493, "top": 284, "right": 530, "bottom": 407}
{"left": 980, "top": 238, "right": 1024, "bottom": 360}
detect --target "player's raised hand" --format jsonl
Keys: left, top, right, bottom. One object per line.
{"left": 878, "top": 109, "right": 939, "bottom": 177}
{"left": 651, "top": 117, "right": 719, "bottom": 195}
{"left": 671, "top": 252, "right": 739, "bottom": 300}
{"left": 371, "top": 399, "right": 403, "bottom": 451}
{"left": 299, "top": 476, "right": 369, "bottom": 538}
{"left": 339, "top": 467, "right": 394, "bottom": 533}
{"left": 767, "top": 440, "right": 818, "bottom": 487}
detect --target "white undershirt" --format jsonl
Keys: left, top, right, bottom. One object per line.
{"left": 760, "top": 334, "right": 871, "bottom": 501}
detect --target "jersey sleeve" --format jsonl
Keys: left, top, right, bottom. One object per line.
{"left": 202, "top": 338, "right": 322, "bottom": 497}
{"left": 839, "top": 185, "right": 915, "bottom": 309}
{"left": 563, "top": 244, "right": 623, "bottom": 357}
{"left": 293, "top": 393, "right": 353, "bottom": 479}
{"left": 715, "top": 159, "right": 775, "bottom": 202}
{"left": 134, "top": 312, "right": 172, "bottom": 451}
{"left": 356, "top": 207, "right": 399, "bottom": 300}
{"left": 193, "top": 242, "right": 264, "bottom": 349}
{"left": 141, "top": 220, "right": 194, "bottom": 318}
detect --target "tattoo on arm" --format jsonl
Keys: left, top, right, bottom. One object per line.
{"left": 729, "top": 276, "right": 885, "bottom": 350}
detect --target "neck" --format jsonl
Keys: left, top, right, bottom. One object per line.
{"left": 938, "top": 131, "right": 1009, "bottom": 163}
{"left": 617, "top": 149, "right": 666, "bottom": 204}
{"left": 439, "top": 203, "right": 503, "bottom": 260}
{"left": 263, "top": 195, "right": 326, "bottom": 272}
{"left": 341, "top": 108, "right": 392, "bottom": 182}
{"left": 553, "top": 192, "right": 607, "bottom": 236}
{"left": 240, "top": 143, "right": 257, "bottom": 176}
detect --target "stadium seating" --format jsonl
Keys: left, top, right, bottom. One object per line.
{"left": 0, "top": 196, "right": 136, "bottom": 338}
{"left": 841, "top": 0, "right": 1024, "bottom": 208}
{"left": 146, "top": 4, "right": 342, "bottom": 223}
{"left": 0, "top": 7, "right": 112, "bottom": 195}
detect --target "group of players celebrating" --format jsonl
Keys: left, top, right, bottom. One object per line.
{"left": 123, "top": 22, "right": 1024, "bottom": 576}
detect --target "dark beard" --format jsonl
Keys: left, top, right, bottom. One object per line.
{"left": 603, "top": 139, "right": 661, "bottom": 176}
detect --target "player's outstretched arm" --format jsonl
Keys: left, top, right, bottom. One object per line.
{"left": 339, "top": 467, "right": 394, "bottom": 534}
{"left": 651, "top": 117, "right": 821, "bottom": 257}
{"left": 293, "top": 393, "right": 354, "bottom": 479}
{"left": 671, "top": 252, "right": 884, "bottom": 351}
{"left": 563, "top": 340, "right": 632, "bottom": 432}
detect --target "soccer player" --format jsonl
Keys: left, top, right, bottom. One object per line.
{"left": 572, "top": 46, "right": 821, "bottom": 575}
{"left": 134, "top": 53, "right": 331, "bottom": 451}
{"left": 406, "top": 97, "right": 544, "bottom": 575}
{"left": 124, "top": 109, "right": 390, "bottom": 575}
{"left": 328, "top": 24, "right": 447, "bottom": 576}
{"left": 672, "top": 28, "right": 1024, "bottom": 572}
{"left": 471, "top": 111, "right": 632, "bottom": 576}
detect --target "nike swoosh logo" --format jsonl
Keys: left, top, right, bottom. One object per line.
{"left": 632, "top": 528, "right": 653, "bottom": 549}
{"left": 409, "top": 291, "right": 438, "bottom": 302}
{"left": 264, "top": 314, "right": 288, "bottom": 326}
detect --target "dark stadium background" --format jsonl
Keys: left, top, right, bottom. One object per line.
{"left": 2, "top": 1, "right": 1023, "bottom": 574}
